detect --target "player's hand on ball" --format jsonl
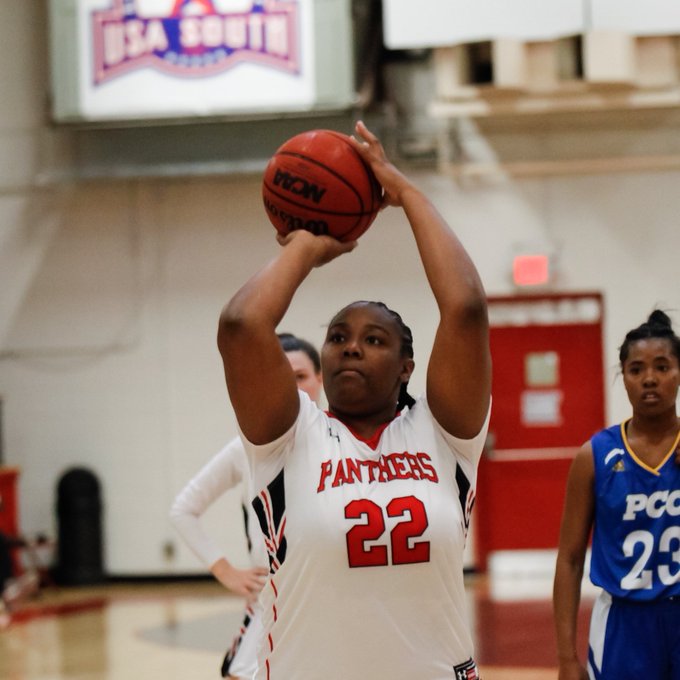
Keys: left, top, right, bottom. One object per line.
{"left": 350, "top": 120, "right": 415, "bottom": 209}
{"left": 276, "top": 229, "right": 356, "bottom": 267}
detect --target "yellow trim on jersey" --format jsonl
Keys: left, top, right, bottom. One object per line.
{"left": 620, "top": 419, "right": 680, "bottom": 475}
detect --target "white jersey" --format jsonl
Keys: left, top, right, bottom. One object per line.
{"left": 169, "top": 436, "right": 267, "bottom": 570}
{"left": 246, "top": 392, "right": 489, "bottom": 680}
{"left": 170, "top": 437, "right": 268, "bottom": 679}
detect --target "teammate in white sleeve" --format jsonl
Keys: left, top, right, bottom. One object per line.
{"left": 218, "top": 121, "right": 491, "bottom": 679}
{"left": 553, "top": 310, "right": 680, "bottom": 680}
{"left": 170, "top": 334, "right": 323, "bottom": 679}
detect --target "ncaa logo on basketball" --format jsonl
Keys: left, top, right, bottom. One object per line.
{"left": 91, "top": 0, "right": 300, "bottom": 85}
{"left": 273, "top": 169, "right": 327, "bottom": 204}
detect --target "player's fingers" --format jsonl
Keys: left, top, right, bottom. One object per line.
{"left": 233, "top": 584, "right": 250, "bottom": 598}
{"left": 246, "top": 572, "right": 267, "bottom": 587}
{"left": 354, "top": 120, "right": 377, "bottom": 144}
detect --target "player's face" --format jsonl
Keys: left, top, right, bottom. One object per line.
{"left": 321, "top": 303, "right": 413, "bottom": 418}
{"left": 286, "top": 350, "right": 322, "bottom": 404}
{"left": 622, "top": 338, "right": 680, "bottom": 415}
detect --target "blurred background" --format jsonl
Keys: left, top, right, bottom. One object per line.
{"left": 1, "top": 0, "right": 679, "bottom": 588}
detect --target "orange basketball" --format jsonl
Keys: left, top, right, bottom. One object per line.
{"left": 262, "top": 129, "right": 382, "bottom": 242}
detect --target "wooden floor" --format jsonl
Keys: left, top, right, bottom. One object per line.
{"left": 0, "top": 567, "right": 594, "bottom": 680}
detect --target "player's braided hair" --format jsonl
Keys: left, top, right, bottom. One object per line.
{"left": 363, "top": 301, "right": 416, "bottom": 412}
{"left": 277, "top": 332, "right": 321, "bottom": 373}
{"left": 618, "top": 309, "right": 680, "bottom": 367}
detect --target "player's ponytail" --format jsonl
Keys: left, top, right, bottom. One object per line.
{"left": 397, "top": 382, "right": 416, "bottom": 412}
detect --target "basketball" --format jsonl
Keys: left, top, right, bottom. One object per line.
{"left": 262, "top": 129, "right": 382, "bottom": 242}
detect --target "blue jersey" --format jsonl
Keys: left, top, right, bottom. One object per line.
{"left": 590, "top": 421, "right": 680, "bottom": 601}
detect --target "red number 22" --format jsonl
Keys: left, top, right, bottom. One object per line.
{"left": 344, "top": 496, "right": 430, "bottom": 568}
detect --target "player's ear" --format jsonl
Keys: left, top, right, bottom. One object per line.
{"left": 400, "top": 358, "right": 415, "bottom": 383}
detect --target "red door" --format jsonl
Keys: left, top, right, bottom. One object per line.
{"left": 475, "top": 293, "right": 606, "bottom": 569}
{"left": 489, "top": 318, "right": 604, "bottom": 449}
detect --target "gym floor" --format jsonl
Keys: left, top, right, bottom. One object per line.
{"left": 1, "top": 553, "right": 594, "bottom": 680}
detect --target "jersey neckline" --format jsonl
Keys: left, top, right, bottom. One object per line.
{"left": 325, "top": 411, "right": 400, "bottom": 450}
{"left": 620, "top": 418, "right": 680, "bottom": 475}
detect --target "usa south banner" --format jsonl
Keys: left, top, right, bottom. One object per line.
{"left": 50, "top": 0, "right": 327, "bottom": 121}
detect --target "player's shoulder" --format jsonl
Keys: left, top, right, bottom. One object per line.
{"left": 589, "top": 422, "right": 629, "bottom": 478}
{"left": 396, "top": 393, "right": 429, "bottom": 422}
{"left": 590, "top": 422, "right": 625, "bottom": 456}
{"left": 297, "top": 390, "right": 329, "bottom": 428}
{"left": 208, "top": 436, "right": 249, "bottom": 475}
{"left": 218, "top": 435, "right": 248, "bottom": 457}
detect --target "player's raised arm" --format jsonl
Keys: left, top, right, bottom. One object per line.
{"left": 218, "top": 230, "right": 353, "bottom": 445}
{"left": 350, "top": 121, "right": 491, "bottom": 439}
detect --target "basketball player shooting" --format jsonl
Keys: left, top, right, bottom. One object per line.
{"left": 217, "top": 120, "right": 492, "bottom": 679}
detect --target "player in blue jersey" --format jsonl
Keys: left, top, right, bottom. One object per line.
{"left": 553, "top": 309, "right": 680, "bottom": 680}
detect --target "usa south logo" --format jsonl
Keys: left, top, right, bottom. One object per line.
{"left": 91, "top": 0, "right": 300, "bottom": 84}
